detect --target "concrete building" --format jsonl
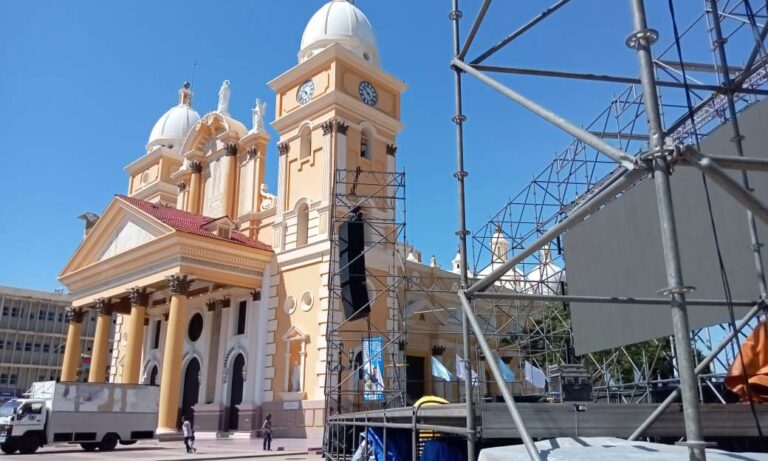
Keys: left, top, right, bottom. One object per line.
{"left": 0, "top": 285, "right": 97, "bottom": 395}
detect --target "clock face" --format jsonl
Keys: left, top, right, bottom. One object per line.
{"left": 359, "top": 81, "right": 377, "bottom": 106}
{"left": 297, "top": 80, "right": 314, "bottom": 105}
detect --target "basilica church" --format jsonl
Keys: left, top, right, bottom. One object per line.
{"left": 56, "top": 0, "right": 544, "bottom": 439}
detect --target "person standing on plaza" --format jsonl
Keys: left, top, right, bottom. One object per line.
{"left": 181, "top": 416, "right": 196, "bottom": 454}
{"left": 262, "top": 413, "right": 273, "bottom": 451}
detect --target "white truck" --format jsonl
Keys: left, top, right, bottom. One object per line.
{"left": 0, "top": 381, "right": 159, "bottom": 454}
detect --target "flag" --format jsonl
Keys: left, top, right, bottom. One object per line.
{"left": 456, "top": 354, "right": 478, "bottom": 386}
{"left": 498, "top": 358, "right": 516, "bottom": 382}
{"left": 431, "top": 357, "right": 453, "bottom": 381}
{"left": 523, "top": 361, "right": 547, "bottom": 388}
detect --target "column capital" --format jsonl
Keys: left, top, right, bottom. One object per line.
{"left": 246, "top": 147, "right": 259, "bottom": 160}
{"left": 277, "top": 142, "right": 290, "bottom": 156}
{"left": 177, "top": 181, "right": 187, "bottom": 193}
{"left": 206, "top": 299, "right": 217, "bottom": 312}
{"left": 334, "top": 119, "right": 349, "bottom": 135}
{"left": 321, "top": 120, "right": 335, "bottom": 135}
{"left": 95, "top": 298, "right": 114, "bottom": 316}
{"left": 127, "top": 287, "right": 150, "bottom": 307}
{"left": 386, "top": 144, "right": 398, "bottom": 157}
{"left": 250, "top": 289, "right": 261, "bottom": 302}
{"left": 65, "top": 307, "right": 85, "bottom": 324}
{"left": 189, "top": 161, "right": 203, "bottom": 174}
{"left": 221, "top": 297, "right": 231, "bottom": 309}
{"left": 225, "top": 143, "right": 238, "bottom": 156}
{"left": 167, "top": 274, "right": 192, "bottom": 295}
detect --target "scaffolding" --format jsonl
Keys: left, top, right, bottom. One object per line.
{"left": 323, "top": 167, "right": 408, "bottom": 456}
{"left": 323, "top": 1, "right": 768, "bottom": 461}
{"left": 451, "top": 1, "right": 768, "bottom": 460}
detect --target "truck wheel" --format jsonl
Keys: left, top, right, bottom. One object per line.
{"left": 99, "top": 433, "right": 119, "bottom": 451}
{"left": 80, "top": 442, "right": 99, "bottom": 451}
{"left": 0, "top": 442, "right": 18, "bottom": 454}
{"left": 18, "top": 434, "right": 39, "bottom": 454}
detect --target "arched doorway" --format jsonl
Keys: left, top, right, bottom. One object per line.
{"left": 228, "top": 354, "right": 245, "bottom": 431}
{"left": 180, "top": 358, "right": 201, "bottom": 428}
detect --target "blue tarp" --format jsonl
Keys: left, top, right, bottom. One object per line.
{"left": 421, "top": 438, "right": 468, "bottom": 461}
{"left": 365, "top": 428, "right": 412, "bottom": 461}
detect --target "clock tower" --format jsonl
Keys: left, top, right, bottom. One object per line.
{"left": 262, "top": 0, "right": 407, "bottom": 436}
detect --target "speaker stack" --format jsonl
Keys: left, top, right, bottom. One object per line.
{"left": 338, "top": 209, "right": 370, "bottom": 321}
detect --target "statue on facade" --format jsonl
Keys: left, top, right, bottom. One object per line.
{"left": 289, "top": 358, "right": 301, "bottom": 392}
{"left": 251, "top": 98, "right": 267, "bottom": 133}
{"left": 217, "top": 80, "right": 231, "bottom": 114}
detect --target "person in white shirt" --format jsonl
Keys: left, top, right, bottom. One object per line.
{"left": 181, "top": 416, "right": 196, "bottom": 454}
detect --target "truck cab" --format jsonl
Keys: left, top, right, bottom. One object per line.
{"left": 0, "top": 399, "right": 47, "bottom": 454}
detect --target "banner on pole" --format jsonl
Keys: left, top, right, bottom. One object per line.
{"left": 363, "top": 337, "right": 385, "bottom": 401}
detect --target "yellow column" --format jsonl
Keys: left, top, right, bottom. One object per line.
{"left": 157, "top": 274, "right": 192, "bottom": 433}
{"left": 61, "top": 308, "right": 85, "bottom": 382}
{"left": 222, "top": 143, "right": 238, "bottom": 218}
{"left": 187, "top": 161, "right": 202, "bottom": 214}
{"left": 88, "top": 299, "right": 113, "bottom": 383}
{"left": 123, "top": 287, "right": 149, "bottom": 384}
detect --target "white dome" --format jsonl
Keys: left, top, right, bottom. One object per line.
{"left": 147, "top": 83, "right": 201, "bottom": 152}
{"left": 299, "top": 0, "right": 379, "bottom": 65}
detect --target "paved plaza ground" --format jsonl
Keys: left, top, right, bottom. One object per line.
{"left": 0, "top": 437, "right": 322, "bottom": 461}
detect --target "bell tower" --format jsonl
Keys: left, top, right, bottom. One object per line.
{"left": 261, "top": 0, "right": 408, "bottom": 423}
{"left": 267, "top": 0, "right": 407, "bottom": 253}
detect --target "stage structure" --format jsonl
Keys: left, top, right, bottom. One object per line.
{"left": 322, "top": 168, "right": 408, "bottom": 447}
{"left": 325, "top": 1, "right": 768, "bottom": 461}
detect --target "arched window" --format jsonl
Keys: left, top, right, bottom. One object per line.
{"left": 300, "top": 125, "right": 312, "bottom": 159}
{"left": 360, "top": 127, "right": 372, "bottom": 159}
{"left": 296, "top": 202, "right": 309, "bottom": 246}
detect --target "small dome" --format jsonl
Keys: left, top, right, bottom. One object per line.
{"left": 147, "top": 83, "right": 201, "bottom": 152}
{"left": 299, "top": 0, "right": 379, "bottom": 65}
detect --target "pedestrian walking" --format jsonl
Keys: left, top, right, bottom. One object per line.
{"left": 262, "top": 413, "right": 273, "bottom": 451}
{"left": 181, "top": 416, "right": 197, "bottom": 454}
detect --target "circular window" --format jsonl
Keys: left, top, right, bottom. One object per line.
{"left": 363, "top": 52, "right": 370, "bottom": 61}
{"left": 140, "top": 171, "right": 150, "bottom": 185}
{"left": 188, "top": 313, "right": 203, "bottom": 342}
{"left": 301, "top": 292, "right": 314, "bottom": 312}
{"left": 284, "top": 296, "right": 297, "bottom": 315}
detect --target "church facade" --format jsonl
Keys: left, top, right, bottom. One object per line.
{"left": 57, "top": 0, "right": 539, "bottom": 439}
{"left": 57, "top": 0, "right": 410, "bottom": 438}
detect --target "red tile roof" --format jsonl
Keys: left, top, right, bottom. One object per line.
{"left": 116, "top": 195, "right": 273, "bottom": 252}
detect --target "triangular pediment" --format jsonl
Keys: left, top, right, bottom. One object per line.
{"left": 60, "top": 197, "right": 174, "bottom": 277}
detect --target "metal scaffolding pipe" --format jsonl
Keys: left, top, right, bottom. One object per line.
{"left": 471, "top": 0, "right": 572, "bottom": 65}
{"left": 452, "top": 58, "right": 637, "bottom": 171}
{"left": 688, "top": 155, "right": 768, "bottom": 172}
{"left": 684, "top": 148, "right": 768, "bottom": 227}
{"left": 458, "top": 291, "right": 541, "bottom": 461}
{"left": 630, "top": 0, "right": 705, "bottom": 459}
{"left": 451, "top": 1, "right": 477, "bottom": 459}
{"left": 458, "top": 0, "right": 492, "bottom": 60}
{"left": 472, "top": 64, "right": 768, "bottom": 95}
{"left": 472, "top": 291, "right": 757, "bottom": 306}
{"left": 629, "top": 301, "right": 765, "bottom": 440}
{"left": 466, "top": 167, "right": 648, "bottom": 296}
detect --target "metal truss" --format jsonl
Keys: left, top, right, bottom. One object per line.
{"left": 450, "top": 1, "right": 768, "bottom": 460}
{"left": 322, "top": 168, "right": 409, "bottom": 457}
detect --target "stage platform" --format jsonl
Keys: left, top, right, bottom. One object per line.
{"left": 327, "top": 402, "right": 768, "bottom": 439}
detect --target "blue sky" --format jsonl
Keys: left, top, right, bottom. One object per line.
{"left": 0, "top": 1, "right": 714, "bottom": 291}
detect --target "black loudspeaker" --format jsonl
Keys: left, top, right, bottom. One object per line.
{"left": 341, "top": 282, "right": 370, "bottom": 321}
{"left": 338, "top": 219, "right": 365, "bottom": 254}
{"left": 338, "top": 211, "right": 369, "bottom": 321}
